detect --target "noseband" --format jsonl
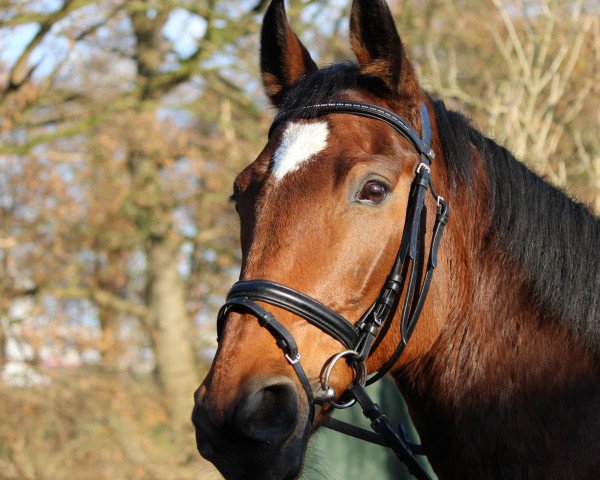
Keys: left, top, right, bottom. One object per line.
{"left": 217, "top": 100, "right": 449, "bottom": 480}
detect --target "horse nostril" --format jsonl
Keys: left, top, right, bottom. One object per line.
{"left": 234, "top": 379, "right": 299, "bottom": 445}
{"left": 191, "top": 403, "right": 202, "bottom": 430}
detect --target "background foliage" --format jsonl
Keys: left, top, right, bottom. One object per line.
{"left": 0, "top": 0, "right": 598, "bottom": 478}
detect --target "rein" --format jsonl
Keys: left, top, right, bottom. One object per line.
{"left": 217, "top": 100, "right": 449, "bottom": 480}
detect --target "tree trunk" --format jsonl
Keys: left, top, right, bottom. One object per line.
{"left": 98, "top": 307, "right": 122, "bottom": 372}
{"left": 0, "top": 318, "right": 6, "bottom": 370}
{"left": 125, "top": 144, "right": 199, "bottom": 429}
{"left": 146, "top": 235, "right": 198, "bottom": 430}
{"left": 124, "top": 1, "right": 201, "bottom": 431}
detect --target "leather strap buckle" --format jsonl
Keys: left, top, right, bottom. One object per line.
{"left": 285, "top": 352, "right": 301, "bottom": 365}
{"left": 416, "top": 162, "right": 430, "bottom": 174}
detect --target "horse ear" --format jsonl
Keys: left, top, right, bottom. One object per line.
{"left": 260, "top": 0, "right": 317, "bottom": 107}
{"left": 350, "top": 0, "right": 419, "bottom": 97}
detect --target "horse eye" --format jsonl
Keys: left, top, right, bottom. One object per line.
{"left": 358, "top": 180, "right": 389, "bottom": 204}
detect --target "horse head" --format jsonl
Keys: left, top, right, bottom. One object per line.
{"left": 192, "top": 1, "right": 452, "bottom": 478}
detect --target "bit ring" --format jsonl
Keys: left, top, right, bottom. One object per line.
{"left": 321, "top": 350, "right": 366, "bottom": 409}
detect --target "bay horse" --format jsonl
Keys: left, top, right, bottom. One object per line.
{"left": 192, "top": 0, "right": 600, "bottom": 478}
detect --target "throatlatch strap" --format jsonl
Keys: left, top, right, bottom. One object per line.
{"left": 367, "top": 201, "right": 449, "bottom": 385}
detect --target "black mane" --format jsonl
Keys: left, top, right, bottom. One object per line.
{"left": 433, "top": 100, "right": 600, "bottom": 347}
{"left": 281, "top": 63, "right": 600, "bottom": 348}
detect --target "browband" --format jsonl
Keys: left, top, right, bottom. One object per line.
{"left": 270, "top": 101, "right": 434, "bottom": 162}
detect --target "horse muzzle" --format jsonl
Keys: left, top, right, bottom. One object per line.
{"left": 192, "top": 377, "right": 311, "bottom": 480}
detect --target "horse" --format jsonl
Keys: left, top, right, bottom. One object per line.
{"left": 192, "top": 0, "right": 600, "bottom": 478}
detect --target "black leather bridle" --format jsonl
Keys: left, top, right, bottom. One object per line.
{"left": 217, "top": 100, "right": 449, "bottom": 480}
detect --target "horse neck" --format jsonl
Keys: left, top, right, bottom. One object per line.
{"left": 395, "top": 148, "right": 600, "bottom": 477}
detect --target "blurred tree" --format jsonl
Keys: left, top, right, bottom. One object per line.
{"left": 395, "top": 0, "right": 600, "bottom": 208}
{"left": 0, "top": 318, "right": 5, "bottom": 368}
{"left": 0, "top": 0, "right": 271, "bottom": 429}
